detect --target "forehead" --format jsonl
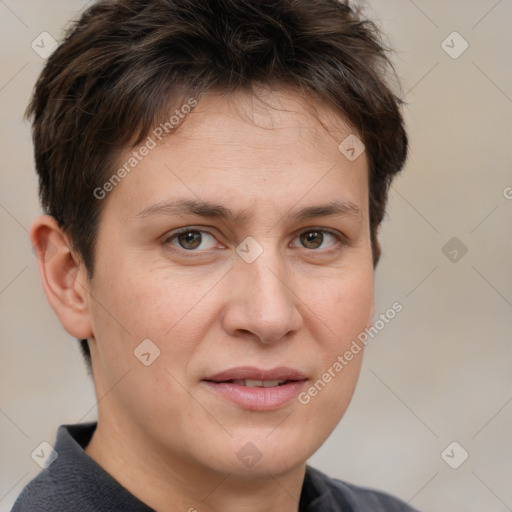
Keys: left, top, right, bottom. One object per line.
{"left": 171, "top": 87, "right": 358, "bottom": 163}
{"left": 103, "top": 87, "right": 369, "bottom": 220}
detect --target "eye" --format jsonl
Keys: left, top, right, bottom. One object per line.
{"left": 166, "top": 229, "right": 219, "bottom": 251}
{"left": 292, "top": 229, "right": 340, "bottom": 250}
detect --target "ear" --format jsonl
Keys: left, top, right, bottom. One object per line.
{"left": 30, "top": 215, "right": 93, "bottom": 339}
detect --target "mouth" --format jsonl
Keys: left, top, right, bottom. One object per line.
{"left": 213, "top": 379, "right": 290, "bottom": 387}
{"left": 202, "top": 366, "right": 308, "bottom": 411}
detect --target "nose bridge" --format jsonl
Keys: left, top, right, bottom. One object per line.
{"left": 249, "top": 251, "right": 290, "bottom": 308}
{"left": 223, "top": 243, "right": 301, "bottom": 343}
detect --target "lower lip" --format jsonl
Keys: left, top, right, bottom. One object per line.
{"left": 202, "top": 380, "right": 307, "bottom": 411}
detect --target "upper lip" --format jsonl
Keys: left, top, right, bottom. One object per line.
{"left": 204, "top": 366, "right": 307, "bottom": 382}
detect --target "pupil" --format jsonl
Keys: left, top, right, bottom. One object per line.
{"left": 179, "top": 231, "right": 201, "bottom": 249}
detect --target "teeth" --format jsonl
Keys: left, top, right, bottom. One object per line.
{"left": 244, "top": 379, "right": 264, "bottom": 387}
{"left": 262, "top": 379, "right": 286, "bottom": 387}
{"left": 232, "top": 379, "right": 287, "bottom": 387}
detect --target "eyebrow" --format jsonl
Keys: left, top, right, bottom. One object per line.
{"left": 135, "top": 198, "right": 362, "bottom": 224}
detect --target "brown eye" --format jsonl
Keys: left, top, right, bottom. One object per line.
{"left": 167, "top": 229, "right": 220, "bottom": 252}
{"left": 300, "top": 231, "right": 324, "bottom": 249}
{"left": 177, "top": 231, "right": 202, "bottom": 250}
{"left": 292, "top": 229, "right": 341, "bottom": 251}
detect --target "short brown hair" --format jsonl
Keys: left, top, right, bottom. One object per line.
{"left": 27, "top": 0, "right": 408, "bottom": 365}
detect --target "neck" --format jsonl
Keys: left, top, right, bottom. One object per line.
{"left": 85, "top": 417, "right": 306, "bottom": 512}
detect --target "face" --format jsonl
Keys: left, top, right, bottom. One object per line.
{"left": 84, "top": 88, "right": 374, "bottom": 479}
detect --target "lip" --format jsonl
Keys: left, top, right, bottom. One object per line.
{"left": 205, "top": 366, "right": 307, "bottom": 382}
{"left": 203, "top": 366, "right": 308, "bottom": 411}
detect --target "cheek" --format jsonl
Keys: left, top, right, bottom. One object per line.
{"left": 88, "top": 261, "right": 217, "bottom": 370}
{"left": 309, "top": 266, "right": 374, "bottom": 340}
{"left": 304, "top": 263, "right": 373, "bottom": 389}
{"left": 300, "top": 273, "right": 372, "bottom": 429}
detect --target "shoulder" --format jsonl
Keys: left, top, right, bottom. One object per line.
{"left": 11, "top": 468, "right": 66, "bottom": 512}
{"left": 11, "top": 424, "right": 95, "bottom": 512}
{"left": 11, "top": 423, "right": 152, "bottom": 512}
{"left": 303, "top": 465, "right": 420, "bottom": 512}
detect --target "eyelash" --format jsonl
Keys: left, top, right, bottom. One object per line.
{"left": 163, "top": 226, "right": 348, "bottom": 255}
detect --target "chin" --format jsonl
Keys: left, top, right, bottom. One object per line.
{"left": 214, "top": 427, "right": 319, "bottom": 478}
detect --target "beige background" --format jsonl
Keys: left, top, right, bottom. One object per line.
{"left": 1, "top": 1, "right": 511, "bottom": 511}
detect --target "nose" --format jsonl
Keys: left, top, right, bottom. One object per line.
{"left": 221, "top": 249, "right": 303, "bottom": 344}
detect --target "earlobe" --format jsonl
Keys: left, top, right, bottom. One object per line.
{"left": 30, "top": 215, "right": 93, "bottom": 340}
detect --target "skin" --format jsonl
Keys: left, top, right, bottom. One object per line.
{"left": 31, "top": 87, "right": 374, "bottom": 512}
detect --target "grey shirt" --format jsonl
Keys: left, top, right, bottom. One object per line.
{"left": 12, "top": 423, "right": 419, "bottom": 511}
